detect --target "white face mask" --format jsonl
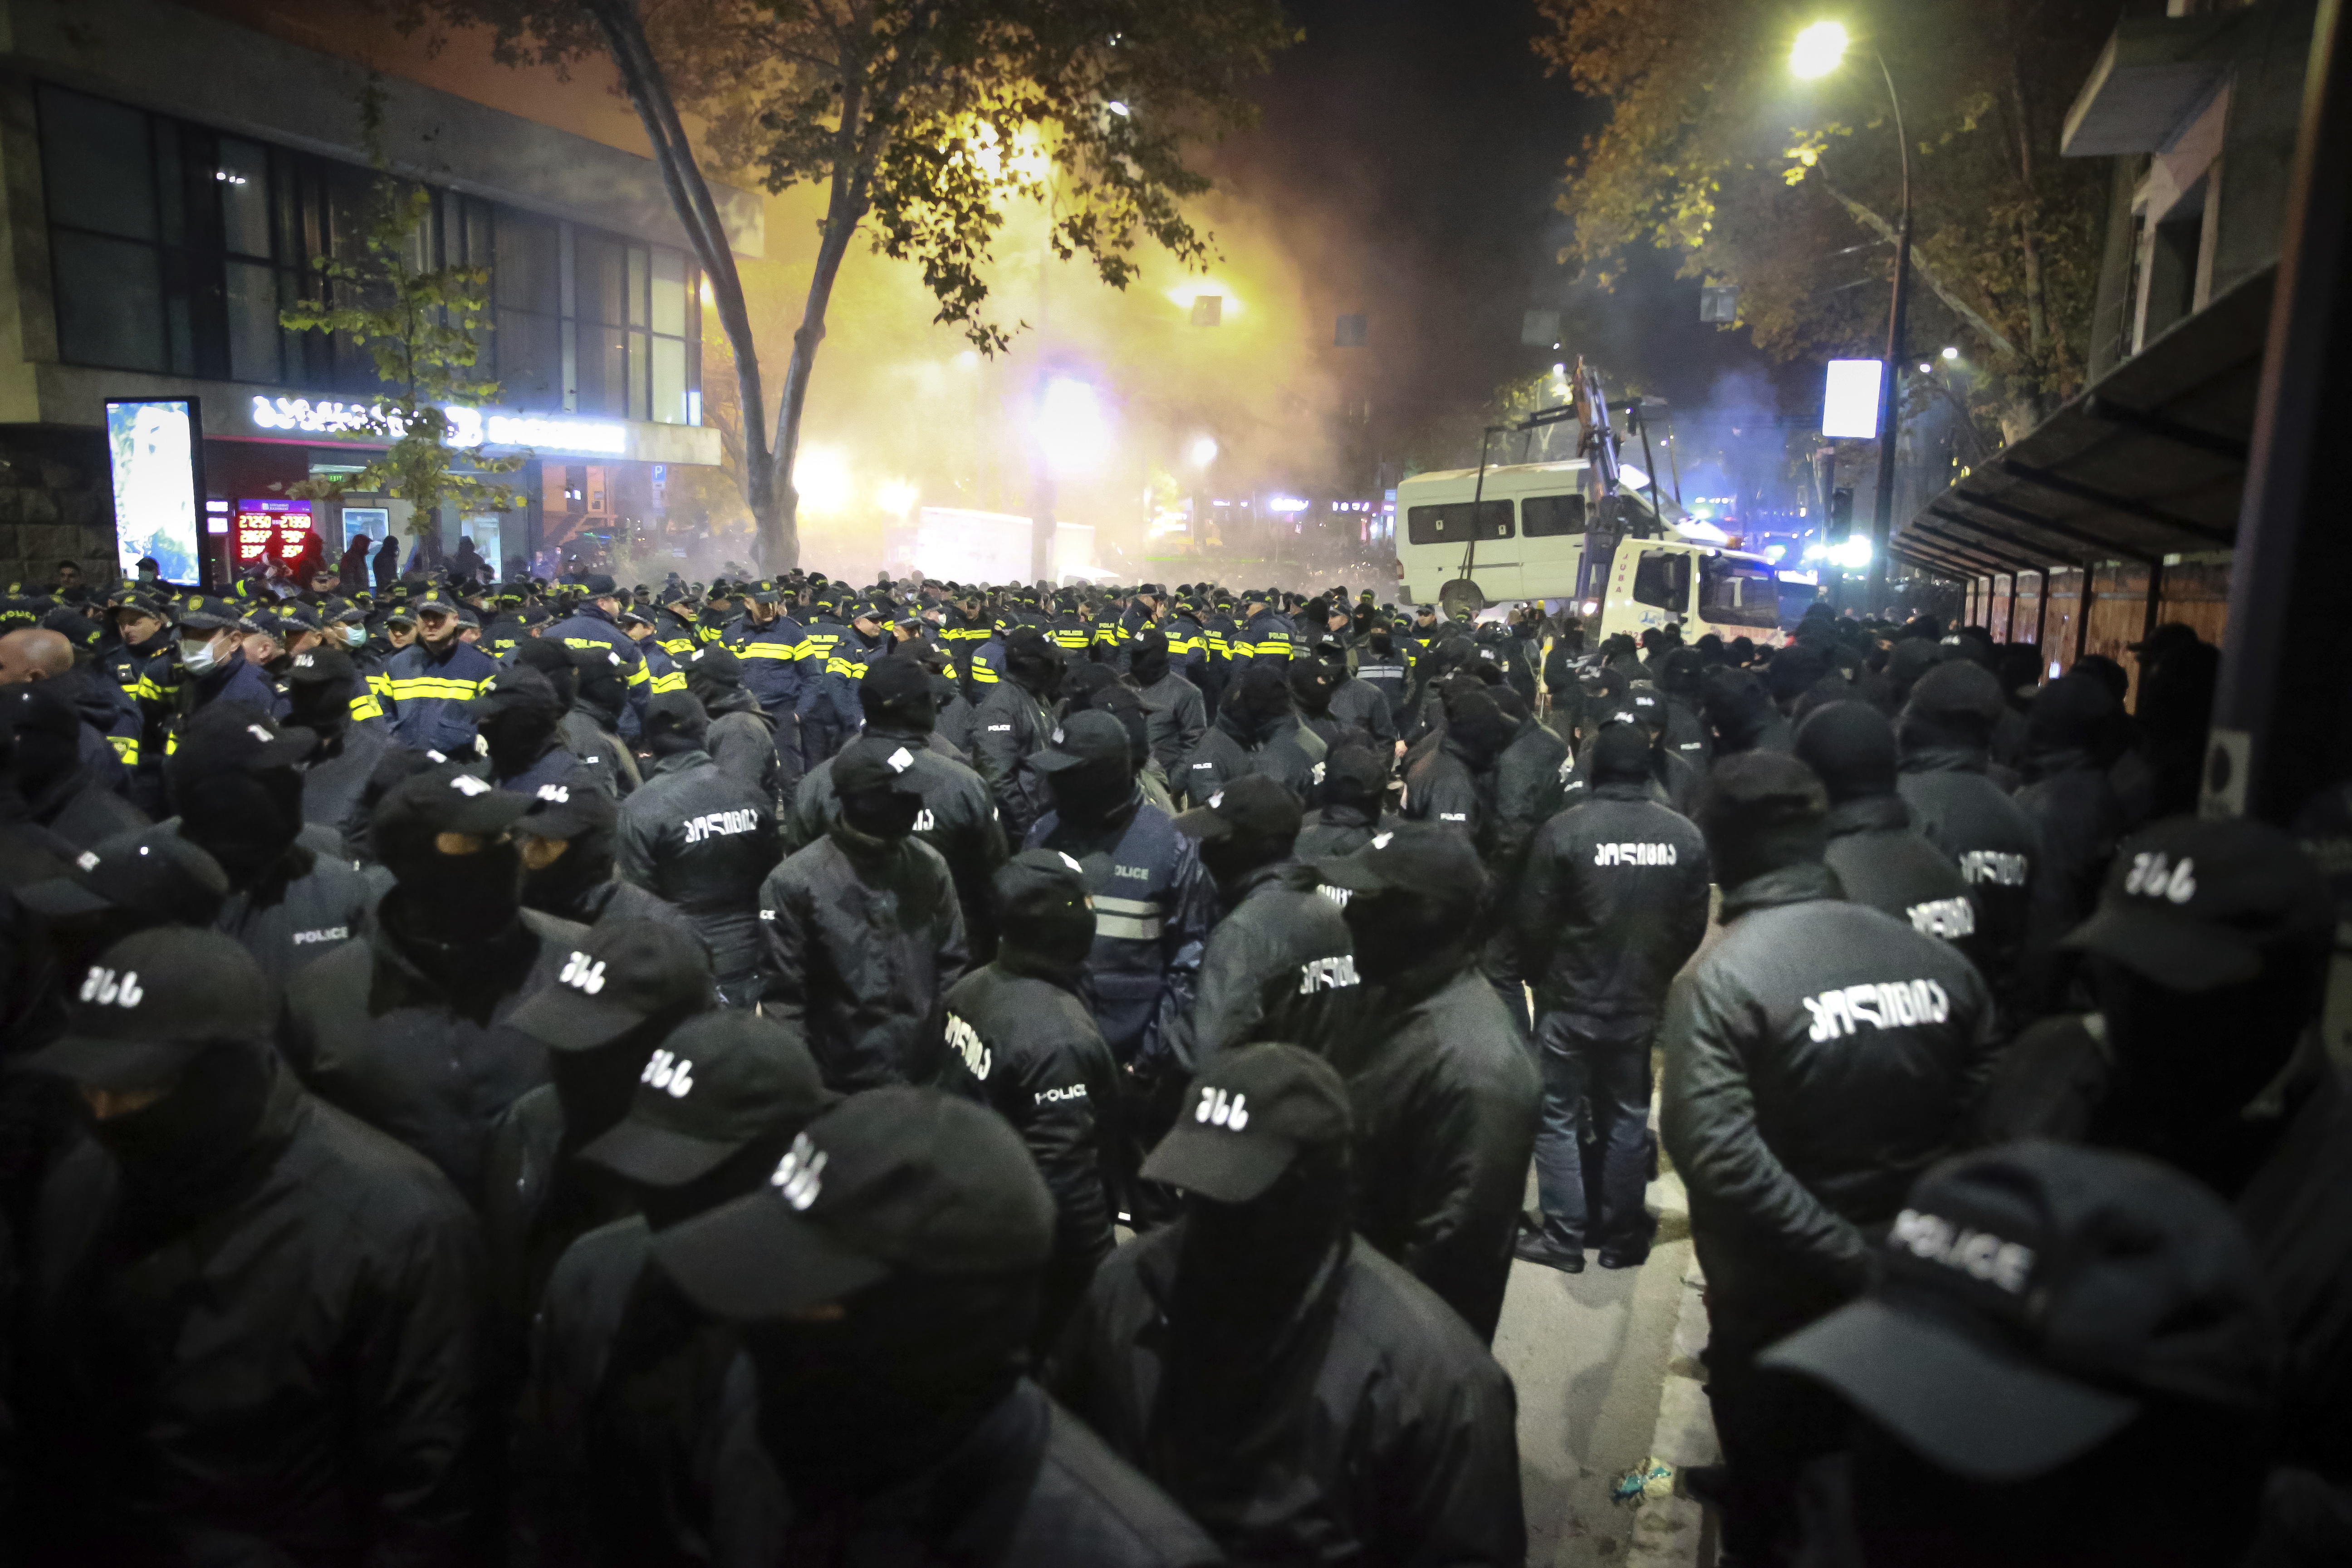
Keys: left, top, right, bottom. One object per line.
{"left": 344, "top": 625, "right": 367, "bottom": 648}
{"left": 179, "top": 633, "right": 223, "bottom": 674}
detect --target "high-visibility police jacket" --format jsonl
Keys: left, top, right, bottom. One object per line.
{"left": 381, "top": 639, "right": 501, "bottom": 755}
{"left": 727, "top": 611, "right": 809, "bottom": 716}
{"left": 544, "top": 605, "right": 650, "bottom": 733}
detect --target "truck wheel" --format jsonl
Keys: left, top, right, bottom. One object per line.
{"left": 1439, "top": 578, "right": 1487, "bottom": 619}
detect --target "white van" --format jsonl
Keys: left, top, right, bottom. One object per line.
{"left": 1394, "top": 459, "right": 1783, "bottom": 644}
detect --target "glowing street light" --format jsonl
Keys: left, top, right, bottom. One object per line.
{"left": 1790, "top": 20, "right": 1848, "bottom": 79}
{"left": 1941, "top": 345, "right": 1961, "bottom": 361}
{"left": 1036, "top": 377, "right": 1111, "bottom": 475}
{"left": 1188, "top": 435, "right": 1219, "bottom": 468}
{"left": 1106, "top": 101, "right": 1131, "bottom": 118}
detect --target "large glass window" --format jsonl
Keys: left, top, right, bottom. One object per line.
{"left": 1699, "top": 554, "right": 1783, "bottom": 627}
{"left": 37, "top": 82, "right": 701, "bottom": 425}
{"left": 1631, "top": 549, "right": 1692, "bottom": 612}
{"left": 1406, "top": 500, "right": 1513, "bottom": 546}
{"left": 1522, "top": 494, "right": 1586, "bottom": 537}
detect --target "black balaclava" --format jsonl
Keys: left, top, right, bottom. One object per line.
{"left": 1149, "top": 1148, "right": 1353, "bottom": 1525}
{"left": 1216, "top": 663, "right": 1295, "bottom": 748}
{"left": 380, "top": 818, "right": 524, "bottom": 945}
{"left": 1287, "top": 658, "right": 1337, "bottom": 720}
{"left": 0, "top": 683, "right": 85, "bottom": 817}
{"left": 1793, "top": 700, "right": 1899, "bottom": 805}
{"left": 477, "top": 670, "right": 567, "bottom": 781}
{"left": 1319, "top": 742, "right": 1385, "bottom": 822}
{"left": 1367, "top": 629, "right": 1394, "bottom": 659}
{"left": 175, "top": 765, "right": 306, "bottom": 890}
{"left": 858, "top": 653, "right": 936, "bottom": 735}
{"left": 1004, "top": 631, "right": 1064, "bottom": 699}
{"left": 1899, "top": 660, "right": 2003, "bottom": 761}
{"left": 1045, "top": 748, "right": 1137, "bottom": 828}
{"left": 745, "top": 1269, "right": 1037, "bottom": 1495}
{"left": 839, "top": 779, "right": 922, "bottom": 840}
{"left": 1659, "top": 647, "right": 1705, "bottom": 704}
{"left": 1197, "top": 823, "right": 1291, "bottom": 894}
{"left": 522, "top": 815, "right": 618, "bottom": 917}
{"left": 511, "top": 636, "right": 581, "bottom": 710}
{"left": 90, "top": 1039, "right": 278, "bottom": 1245}
{"left": 1341, "top": 884, "right": 1477, "bottom": 985}
{"left": 642, "top": 692, "right": 711, "bottom": 759}
{"left": 284, "top": 673, "right": 353, "bottom": 749}
{"left": 1699, "top": 753, "right": 1830, "bottom": 891}
{"left": 2024, "top": 671, "right": 2118, "bottom": 774}
{"left": 1442, "top": 688, "right": 1515, "bottom": 771}
{"left": 1128, "top": 630, "right": 1171, "bottom": 689}
{"left": 2087, "top": 951, "right": 2325, "bottom": 1196}
{"left": 1702, "top": 666, "right": 1777, "bottom": 753}
{"left": 1590, "top": 722, "right": 1654, "bottom": 788}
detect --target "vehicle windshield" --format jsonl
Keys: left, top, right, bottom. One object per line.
{"left": 1698, "top": 554, "right": 1782, "bottom": 628}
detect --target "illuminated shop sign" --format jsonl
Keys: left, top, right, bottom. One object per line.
{"left": 233, "top": 497, "right": 313, "bottom": 566}
{"left": 246, "top": 395, "right": 631, "bottom": 457}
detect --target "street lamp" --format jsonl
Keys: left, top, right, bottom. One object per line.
{"left": 1793, "top": 19, "right": 1910, "bottom": 615}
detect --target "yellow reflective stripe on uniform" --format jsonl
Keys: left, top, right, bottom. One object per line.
{"left": 367, "top": 670, "right": 393, "bottom": 699}
{"left": 825, "top": 655, "right": 869, "bottom": 679}
{"left": 349, "top": 691, "right": 384, "bottom": 722}
{"left": 658, "top": 637, "right": 695, "bottom": 657}
{"left": 385, "top": 676, "right": 486, "bottom": 701}
{"left": 741, "top": 641, "right": 799, "bottom": 662}
{"left": 108, "top": 734, "right": 138, "bottom": 764}
{"left": 697, "top": 624, "right": 724, "bottom": 645}
{"left": 649, "top": 670, "right": 688, "bottom": 694}
{"left": 624, "top": 662, "right": 650, "bottom": 688}
{"left": 970, "top": 665, "right": 1000, "bottom": 683}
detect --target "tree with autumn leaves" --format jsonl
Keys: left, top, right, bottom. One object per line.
{"left": 1534, "top": 0, "right": 2118, "bottom": 442}
{"left": 387, "top": 0, "right": 1293, "bottom": 569}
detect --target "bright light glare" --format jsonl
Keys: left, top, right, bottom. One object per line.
{"left": 1188, "top": 435, "right": 1219, "bottom": 468}
{"left": 1621, "top": 465, "right": 1652, "bottom": 490}
{"left": 1918, "top": 361, "right": 1934, "bottom": 374}
{"left": 1581, "top": 600, "right": 1599, "bottom": 617}
{"left": 1829, "top": 535, "right": 1874, "bottom": 570}
{"left": 1765, "top": 544, "right": 1788, "bottom": 563}
{"left": 1163, "top": 277, "right": 1242, "bottom": 318}
{"left": 955, "top": 349, "right": 981, "bottom": 369}
{"left": 1790, "top": 21, "right": 1849, "bottom": 79}
{"left": 1036, "top": 378, "right": 1111, "bottom": 475}
{"left": 1678, "top": 520, "right": 1732, "bottom": 544}
{"left": 795, "top": 445, "right": 853, "bottom": 515}
{"left": 1267, "top": 496, "right": 1310, "bottom": 514}
{"left": 1106, "top": 101, "right": 1131, "bottom": 118}
{"left": 876, "top": 479, "right": 920, "bottom": 517}
{"left": 1942, "top": 345, "right": 1960, "bottom": 360}
{"left": 1823, "top": 358, "right": 1883, "bottom": 438}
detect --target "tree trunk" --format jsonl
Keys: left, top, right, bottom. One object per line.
{"left": 581, "top": 0, "right": 776, "bottom": 569}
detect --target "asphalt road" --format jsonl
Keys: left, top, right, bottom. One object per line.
{"left": 1493, "top": 1128, "right": 1722, "bottom": 1567}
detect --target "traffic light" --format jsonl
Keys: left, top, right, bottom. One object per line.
{"left": 1827, "top": 487, "right": 1854, "bottom": 544}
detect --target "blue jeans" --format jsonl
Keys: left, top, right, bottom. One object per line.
{"left": 1531, "top": 1011, "right": 1656, "bottom": 1254}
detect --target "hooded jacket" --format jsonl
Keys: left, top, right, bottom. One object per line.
{"left": 785, "top": 726, "right": 1009, "bottom": 959}
{"left": 1049, "top": 1224, "right": 1525, "bottom": 1568}
{"left": 214, "top": 840, "right": 381, "bottom": 988}
{"left": 21, "top": 1053, "right": 483, "bottom": 1564}
{"left": 1315, "top": 960, "right": 1541, "bottom": 1342}
{"left": 1519, "top": 782, "right": 1711, "bottom": 1021}
{"left": 700, "top": 683, "right": 787, "bottom": 806}
{"left": 1176, "top": 707, "right": 1328, "bottom": 811}
{"left": 1658, "top": 863, "right": 1999, "bottom": 1323}
{"left": 1293, "top": 800, "right": 1388, "bottom": 860}
{"left": 1896, "top": 711, "right": 2043, "bottom": 1017}
{"left": 1134, "top": 669, "right": 1209, "bottom": 775}
{"left": 544, "top": 603, "right": 651, "bottom": 736}
{"left": 935, "top": 955, "right": 1122, "bottom": 1339}
{"left": 1026, "top": 793, "right": 1215, "bottom": 1071}
{"left": 616, "top": 750, "right": 783, "bottom": 987}
{"left": 1398, "top": 734, "right": 1491, "bottom": 851}
{"left": 970, "top": 677, "right": 1058, "bottom": 844}
{"left": 1822, "top": 794, "right": 1984, "bottom": 961}
{"left": 1161, "top": 858, "right": 1357, "bottom": 1074}
{"left": 759, "top": 822, "right": 970, "bottom": 1091}
{"left": 279, "top": 901, "right": 589, "bottom": 1200}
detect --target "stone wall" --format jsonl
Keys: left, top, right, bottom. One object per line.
{"left": 0, "top": 424, "right": 115, "bottom": 592}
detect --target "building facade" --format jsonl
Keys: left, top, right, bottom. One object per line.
{"left": 0, "top": 0, "right": 761, "bottom": 588}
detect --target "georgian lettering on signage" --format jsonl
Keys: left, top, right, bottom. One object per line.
{"left": 247, "top": 395, "right": 630, "bottom": 456}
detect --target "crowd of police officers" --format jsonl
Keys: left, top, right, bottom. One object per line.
{"left": 0, "top": 546, "right": 2344, "bottom": 1567}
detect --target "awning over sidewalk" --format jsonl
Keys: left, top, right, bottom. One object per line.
{"left": 1890, "top": 264, "right": 2271, "bottom": 579}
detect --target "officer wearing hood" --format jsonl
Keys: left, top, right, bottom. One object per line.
{"left": 934, "top": 849, "right": 1122, "bottom": 1350}
{"left": 513, "top": 634, "right": 638, "bottom": 798}
{"left": 1516, "top": 724, "right": 1711, "bottom": 1274}
{"left": 970, "top": 625, "right": 1064, "bottom": 842}
{"left": 1129, "top": 627, "right": 1207, "bottom": 774}
{"left": 651, "top": 1088, "right": 1221, "bottom": 1565}
{"left": 0, "top": 680, "right": 147, "bottom": 848}
{"left": 18, "top": 927, "right": 482, "bottom": 1561}
{"left": 1702, "top": 664, "right": 1794, "bottom": 757}
{"left": 167, "top": 703, "right": 376, "bottom": 986}
{"left": 1177, "top": 661, "right": 1328, "bottom": 808}
{"left": 513, "top": 775, "right": 701, "bottom": 939}
{"left": 286, "top": 644, "right": 393, "bottom": 836}
{"left": 1898, "top": 660, "right": 2044, "bottom": 1019}
{"left": 1026, "top": 710, "right": 1215, "bottom": 1076}
{"left": 279, "top": 765, "right": 591, "bottom": 1200}
{"left": 1794, "top": 701, "right": 1984, "bottom": 960}
{"left": 1051, "top": 1044, "right": 1525, "bottom": 1567}
{"left": 1295, "top": 740, "right": 1391, "bottom": 858}
{"left": 617, "top": 691, "right": 782, "bottom": 1005}
{"left": 1162, "top": 775, "right": 1356, "bottom": 1073}
{"left": 761, "top": 733, "right": 969, "bottom": 1089}
{"left": 470, "top": 664, "right": 599, "bottom": 796}
{"left": 787, "top": 654, "right": 1009, "bottom": 957}
{"left": 1307, "top": 825, "right": 1540, "bottom": 1342}
{"left": 514, "top": 1010, "right": 835, "bottom": 1564}
{"left": 1660, "top": 752, "right": 1997, "bottom": 1563}
{"left": 1401, "top": 681, "right": 1512, "bottom": 851}
{"left": 1979, "top": 816, "right": 2352, "bottom": 1492}
{"left": 481, "top": 919, "right": 715, "bottom": 1332}
{"left": 680, "top": 642, "right": 788, "bottom": 806}
{"left": 2014, "top": 670, "right": 2128, "bottom": 1007}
